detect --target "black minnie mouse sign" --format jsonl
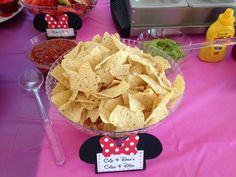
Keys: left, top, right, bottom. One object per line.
{"left": 33, "top": 12, "right": 82, "bottom": 39}
{"left": 79, "top": 133, "right": 162, "bottom": 173}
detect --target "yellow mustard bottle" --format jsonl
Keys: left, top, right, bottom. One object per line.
{"left": 199, "top": 8, "right": 235, "bottom": 62}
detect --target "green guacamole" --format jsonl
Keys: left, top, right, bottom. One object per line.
{"left": 145, "top": 38, "right": 184, "bottom": 60}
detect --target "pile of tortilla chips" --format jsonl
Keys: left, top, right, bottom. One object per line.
{"left": 49, "top": 32, "right": 185, "bottom": 132}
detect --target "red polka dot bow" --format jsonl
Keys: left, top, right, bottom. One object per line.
{"left": 99, "top": 134, "right": 139, "bottom": 157}
{"left": 44, "top": 14, "right": 68, "bottom": 29}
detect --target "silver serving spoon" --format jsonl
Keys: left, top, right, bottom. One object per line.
{"left": 18, "top": 69, "right": 65, "bottom": 165}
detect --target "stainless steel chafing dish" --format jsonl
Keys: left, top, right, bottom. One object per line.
{"left": 111, "top": 0, "right": 236, "bottom": 37}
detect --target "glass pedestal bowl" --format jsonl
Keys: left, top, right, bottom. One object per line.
{"left": 45, "top": 39, "right": 184, "bottom": 139}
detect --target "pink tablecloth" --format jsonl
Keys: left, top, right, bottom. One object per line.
{"left": 1, "top": 1, "right": 236, "bottom": 177}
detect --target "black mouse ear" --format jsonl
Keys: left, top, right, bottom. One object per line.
{"left": 65, "top": 12, "right": 83, "bottom": 30}
{"left": 137, "top": 133, "right": 162, "bottom": 160}
{"left": 79, "top": 136, "right": 102, "bottom": 164}
{"left": 33, "top": 13, "right": 48, "bottom": 32}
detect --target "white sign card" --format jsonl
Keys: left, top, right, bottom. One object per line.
{"left": 46, "top": 28, "right": 75, "bottom": 38}
{"left": 96, "top": 150, "right": 144, "bottom": 173}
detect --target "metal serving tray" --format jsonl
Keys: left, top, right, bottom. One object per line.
{"left": 187, "top": 0, "right": 236, "bottom": 7}
{"left": 110, "top": 0, "right": 236, "bottom": 37}
{"left": 128, "top": 0, "right": 188, "bottom": 8}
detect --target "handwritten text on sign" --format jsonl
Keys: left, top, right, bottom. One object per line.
{"left": 96, "top": 150, "right": 144, "bottom": 173}
{"left": 46, "top": 28, "right": 75, "bottom": 37}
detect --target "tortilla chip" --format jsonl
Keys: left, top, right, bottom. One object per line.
{"left": 145, "top": 91, "right": 175, "bottom": 125}
{"left": 133, "top": 88, "right": 156, "bottom": 112}
{"left": 173, "top": 74, "right": 185, "bottom": 94}
{"left": 59, "top": 102, "right": 84, "bottom": 123}
{"left": 95, "top": 67, "right": 114, "bottom": 85}
{"left": 92, "top": 34, "right": 102, "bottom": 43}
{"left": 50, "top": 64, "right": 69, "bottom": 88}
{"left": 130, "top": 63, "right": 145, "bottom": 74}
{"left": 136, "top": 73, "right": 167, "bottom": 95}
{"left": 110, "top": 64, "right": 131, "bottom": 77}
{"left": 70, "top": 62, "right": 98, "bottom": 93}
{"left": 98, "top": 80, "right": 129, "bottom": 98}
{"left": 128, "top": 93, "right": 145, "bottom": 112}
{"left": 112, "top": 35, "right": 127, "bottom": 50}
{"left": 167, "top": 74, "right": 185, "bottom": 108}
{"left": 146, "top": 64, "right": 171, "bottom": 90}
{"left": 51, "top": 90, "right": 71, "bottom": 107}
{"left": 51, "top": 83, "right": 67, "bottom": 96}
{"left": 110, "top": 105, "right": 144, "bottom": 131}
{"left": 99, "top": 96, "right": 123, "bottom": 123}
{"left": 153, "top": 56, "right": 171, "bottom": 71}
{"left": 103, "top": 51, "right": 129, "bottom": 71}
{"left": 63, "top": 42, "right": 84, "bottom": 60}
{"left": 87, "top": 108, "right": 100, "bottom": 123}
{"left": 101, "top": 32, "right": 119, "bottom": 53}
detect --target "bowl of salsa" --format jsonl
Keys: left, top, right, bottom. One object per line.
{"left": 25, "top": 34, "right": 77, "bottom": 73}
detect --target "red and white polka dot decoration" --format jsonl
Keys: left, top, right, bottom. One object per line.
{"left": 45, "top": 14, "right": 69, "bottom": 29}
{"left": 99, "top": 134, "right": 139, "bottom": 157}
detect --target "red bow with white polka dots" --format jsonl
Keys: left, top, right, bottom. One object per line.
{"left": 44, "top": 14, "right": 69, "bottom": 29}
{"left": 99, "top": 134, "right": 139, "bottom": 157}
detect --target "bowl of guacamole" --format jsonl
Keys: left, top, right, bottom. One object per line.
{"left": 138, "top": 29, "right": 192, "bottom": 62}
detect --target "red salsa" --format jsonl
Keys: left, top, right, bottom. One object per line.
{"left": 31, "top": 39, "right": 77, "bottom": 66}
